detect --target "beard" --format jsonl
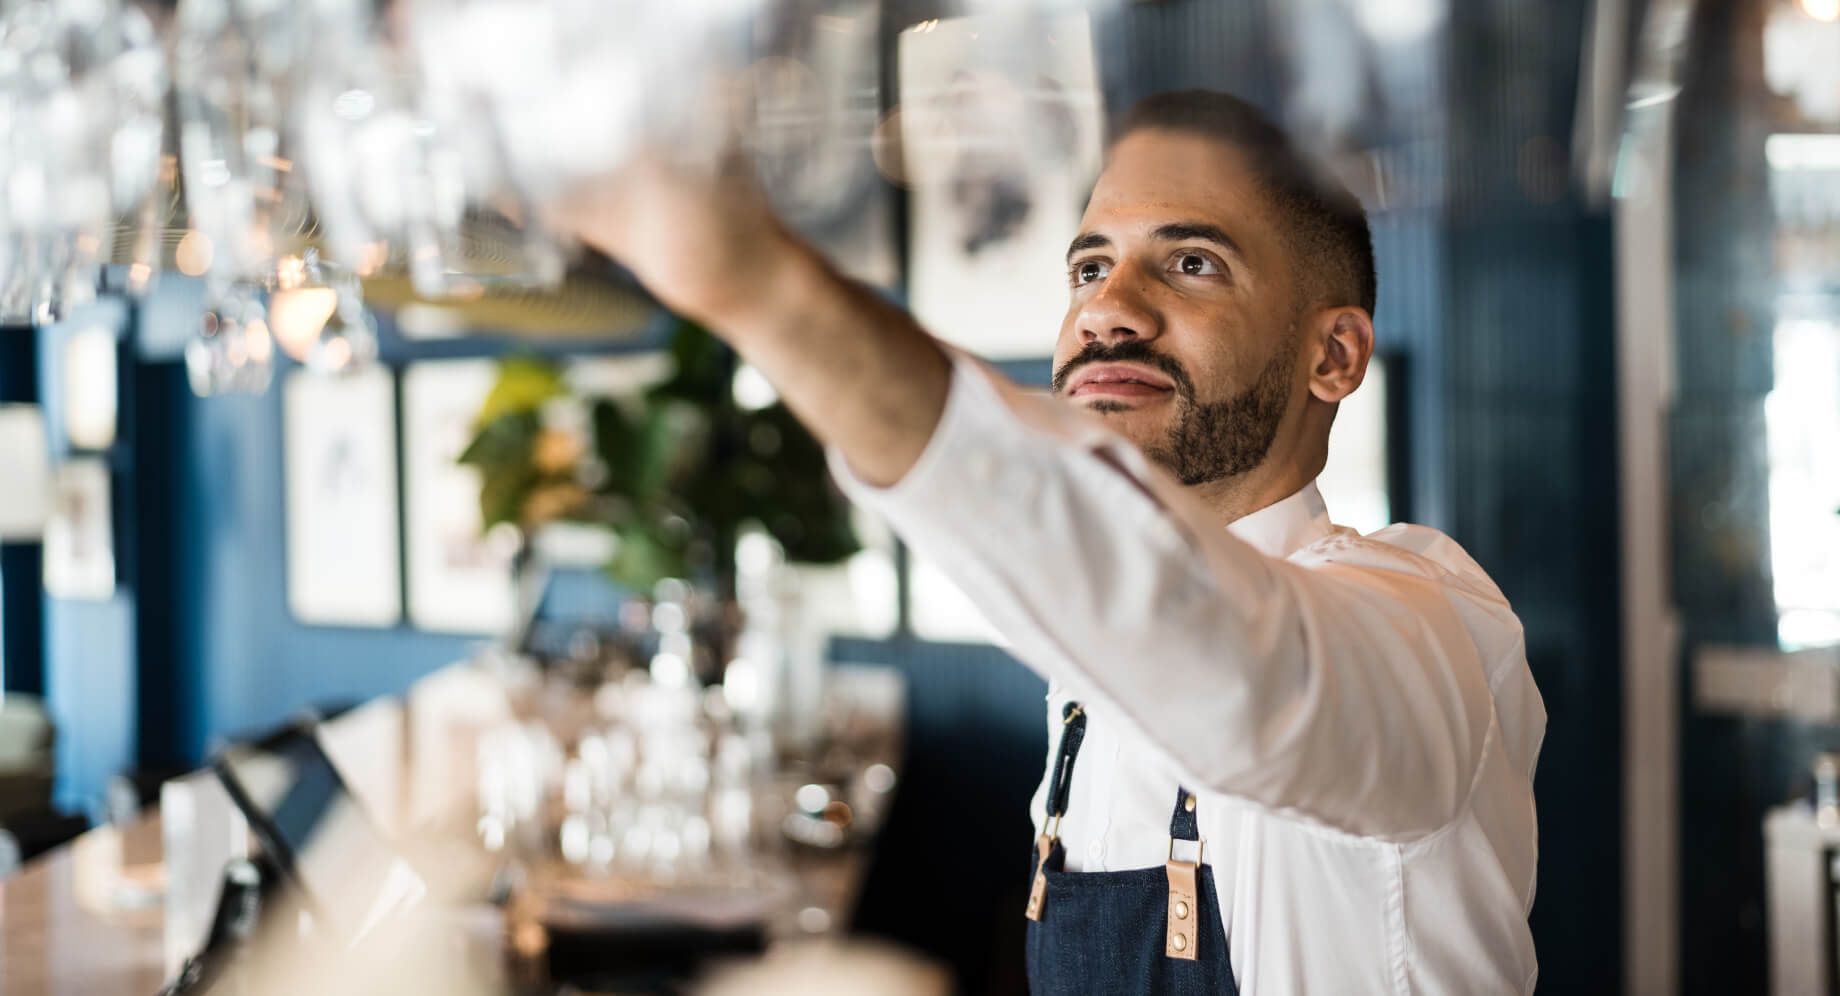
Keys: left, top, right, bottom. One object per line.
{"left": 1051, "top": 333, "right": 1295, "bottom": 487}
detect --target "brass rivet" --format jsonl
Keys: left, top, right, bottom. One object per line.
{"left": 1175, "top": 901, "right": 1189, "bottom": 920}
{"left": 1184, "top": 794, "right": 1196, "bottom": 812}
{"left": 1172, "top": 933, "right": 1188, "bottom": 951}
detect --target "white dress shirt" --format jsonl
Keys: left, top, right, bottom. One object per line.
{"left": 831, "top": 354, "right": 1545, "bottom": 994}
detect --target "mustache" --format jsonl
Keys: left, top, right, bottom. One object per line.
{"left": 1051, "top": 339, "right": 1196, "bottom": 399}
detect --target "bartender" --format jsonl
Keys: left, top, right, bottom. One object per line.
{"left": 555, "top": 89, "right": 1544, "bottom": 994}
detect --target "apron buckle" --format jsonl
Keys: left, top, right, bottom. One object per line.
{"left": 1164, "top": 837, "right": 1203, "bottom": 961}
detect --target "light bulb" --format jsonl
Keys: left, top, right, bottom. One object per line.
{"left": 268, "top": 286, "right": 339, "bottom": 361}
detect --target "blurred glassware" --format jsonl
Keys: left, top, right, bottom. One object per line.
{"left": 171, "top": 0, "right": 338, "bottom": 286}
{"left": 294, "top": 19, "right": 566, "bottom": 298}
{"left": 266, "top": 248, "right": 377, "bottom": 373}
{"left": 0, "top": 0, "right": 1130, "bottom": 338}
{"left": 184, "top": 280, "right": 273, "bottom": 396}
{"left": 476, "top": 718, "right": 561, "bottom": 860}
{"left": 0, "top": 0, "right": 165, "bottom": 323}
{"left": 403, "top": 0, "right": 755, "bottom": 206}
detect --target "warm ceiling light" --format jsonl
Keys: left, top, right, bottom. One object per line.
{"left": 1802, "top": 0, "right": 1840, "bottom": 22}
{"left": 268, "top": 286, "right": 339, "bottom": 361}
{"left": 174, "top": 230, "right": 213, "bottom": 276}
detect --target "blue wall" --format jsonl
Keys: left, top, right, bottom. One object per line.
{"left": 34, "top": 298, "right": 140, "bottom": 814}
{"left": 157, "top": 368, "right": 481, "bottom": 759}
{"left": 35, "top": 275, "right": 666, "bottom": 809}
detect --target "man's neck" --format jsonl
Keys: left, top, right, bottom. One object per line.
{"left": 1186, "top": 460, "right": 1318, "bottom": 525}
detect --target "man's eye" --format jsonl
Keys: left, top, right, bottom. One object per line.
{"left": 1072, "top": 259, "right": 1111, "bottom": 285}
{"left": 1173, "top": 252, "right": 1222, "bottom": 277}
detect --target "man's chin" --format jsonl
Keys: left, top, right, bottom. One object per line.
{"left": 1081, "top": 401, "right": 1167, "bottom": 445}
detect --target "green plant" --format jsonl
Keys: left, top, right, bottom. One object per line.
{"left": 458, "top": 320, "right": 859, "bottom": 593}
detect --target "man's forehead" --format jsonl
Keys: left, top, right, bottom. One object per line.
{"left": 1082, "top": 130, "right": 1269, "bottom": 241}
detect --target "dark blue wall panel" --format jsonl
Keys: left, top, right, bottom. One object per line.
{"left": 0, "top": 322, "right": 44, "bottom": 699}
{"left": 35, "top": 302, "right": 142, "bottom": 813}
{"left": 164, "top": 369, "right": 479, "bottom": 757}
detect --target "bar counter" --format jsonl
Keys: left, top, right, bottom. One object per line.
{"left": 0, "top": 663, "right": 908, "bottom": 995}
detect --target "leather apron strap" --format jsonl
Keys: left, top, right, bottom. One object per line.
{"left": 1026, "top": 702, "right": 1087, "bottom": 921}
{"left": 1165, "top": 786, "right": 1202, "bottom": 961}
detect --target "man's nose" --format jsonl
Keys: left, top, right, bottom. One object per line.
{"left": 1077, "top": 264, "right": 1161, "bottom": 346}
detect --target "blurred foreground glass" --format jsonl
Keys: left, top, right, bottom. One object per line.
{"left": 185, "top": 280, "right": 273, "bottom": 396}
{"left": 172, "top": 0, "right": 338, "bottom": 286}
{"left": 267, "top": 249, "right": 377, "bottom": 372}
{"left": 296, "top": 15, "right": 566, "bottom": 298}
{"left": 0, "top": 0, "right": 165, "bottom": 323}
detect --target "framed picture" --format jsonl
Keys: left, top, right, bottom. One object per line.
{"left": 0, "top": 405, "right": 50, "bottom": 540}
{"left": 282, "top": 366, "right": 403, "bottom": 627}
{"left": 402, "top": 359, "right": 516, "bottom": 635}
{"left": 43, "top": 458, "right": 115, "bottom": 601}
{"left": 899, "top": 11, "right": 1104, "bottom": 359}
{"left": 747, "top": 0, "right": 897, "bottom": 289}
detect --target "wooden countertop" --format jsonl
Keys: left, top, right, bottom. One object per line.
{"left": 1, "top": 815, "right": 168, "bottom": 995}
{"left": 0, "top": 663, "right": 907, "bottom": 995}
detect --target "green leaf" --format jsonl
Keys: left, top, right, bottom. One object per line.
{"left": 632, "top": 398, "right": 711, "bottom": 501}
{"left": 606, "top": 519, "right": 691, "bottom": 592}
{"left": 590, "top": 398, "right": 641, "bottom": 496}
{"left": 459, "top": 411, "right": 543, "bottom": 471}
{"left": 475, "top": 356, "right": 569, "bottom": 427}
{"left": 652, "top": 320, "right": 732, "bottom": 402}
{"left": 478, "top": 462, "right": 538, "bottom": 528}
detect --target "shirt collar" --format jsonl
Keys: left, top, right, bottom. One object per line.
{"left": 1226, "top": 480, "right": 1335, "bottom": 558}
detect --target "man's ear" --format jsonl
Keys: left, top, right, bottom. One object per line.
{"left": 1307, "top": 307, "right": 1375, "bottom": 404}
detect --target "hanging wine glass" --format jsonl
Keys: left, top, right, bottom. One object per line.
{"left": 266, "top": 248, "right": 377, "bottom": 374}
{"left": 0, "top": 0, "right": 166, "bottom": 323}
{"left": 294, "top": 27, "right": 565, "bottom": 299}
{"left": 171, "top": 0, "right": 364, "bottom": 284}
{"left": 185, "top": 280, "right": 273, "bottom": 396}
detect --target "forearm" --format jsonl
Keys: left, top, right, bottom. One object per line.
{"left": 706, "top": 229, "right": 953, "bottom": 489}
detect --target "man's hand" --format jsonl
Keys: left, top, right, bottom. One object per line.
{"left": 549, "top": 150, "right": 797, "bottom": 332}
{"left": 548, "top": 148, "right": 953, "bottom": 489}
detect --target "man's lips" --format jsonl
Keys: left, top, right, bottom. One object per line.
{"left": 1065, "top": 363, "right": 1176, "bottom": 400}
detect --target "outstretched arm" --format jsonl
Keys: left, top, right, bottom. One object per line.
{"left": 555, "top": 155, "right": 1518, "bottom": 840}
{"left": 553, "top": 153, "right": 950, "bottom": 489}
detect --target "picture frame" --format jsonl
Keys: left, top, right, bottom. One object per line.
{"left": 282, "top": 366, "right": 403, "bottom": 627}
{"left": 401, "top": 359, "right": 517, "bottom": 635}
{"left": 899, "top": 11, "right": 1104, "bottom": 359}
{"left": 42, "top": 458, "right": 115, "bottom": 601}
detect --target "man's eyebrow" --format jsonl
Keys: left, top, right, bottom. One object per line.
{"left": 1152, "top": 222, "right": 1244, "bottom": 259}
{"left": 1065, "top": 232, "right": 1111, "bottom": 263}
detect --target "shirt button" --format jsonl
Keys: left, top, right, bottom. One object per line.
{"left": 1086, "top": 840, "right": 1103, "bottom": 864}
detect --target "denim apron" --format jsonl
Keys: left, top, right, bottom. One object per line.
{"left": 1025, "top": 702, "right": 1239, "bottom": 995}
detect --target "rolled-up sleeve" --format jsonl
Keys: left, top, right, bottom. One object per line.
{"left": 831, "top": 353, "right": 1502, "bottom": 841}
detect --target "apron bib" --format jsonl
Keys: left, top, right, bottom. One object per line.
{"left": 1024, "top": 702, "right": 1239, "bottom": 995}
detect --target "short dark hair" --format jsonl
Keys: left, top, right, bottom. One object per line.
{"left": 1113, "top": 90, "right": 1377, "bottom": 317}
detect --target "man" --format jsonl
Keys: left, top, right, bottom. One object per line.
{"left": 559, "top": 89, "right": 1543, "bottom": 994}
